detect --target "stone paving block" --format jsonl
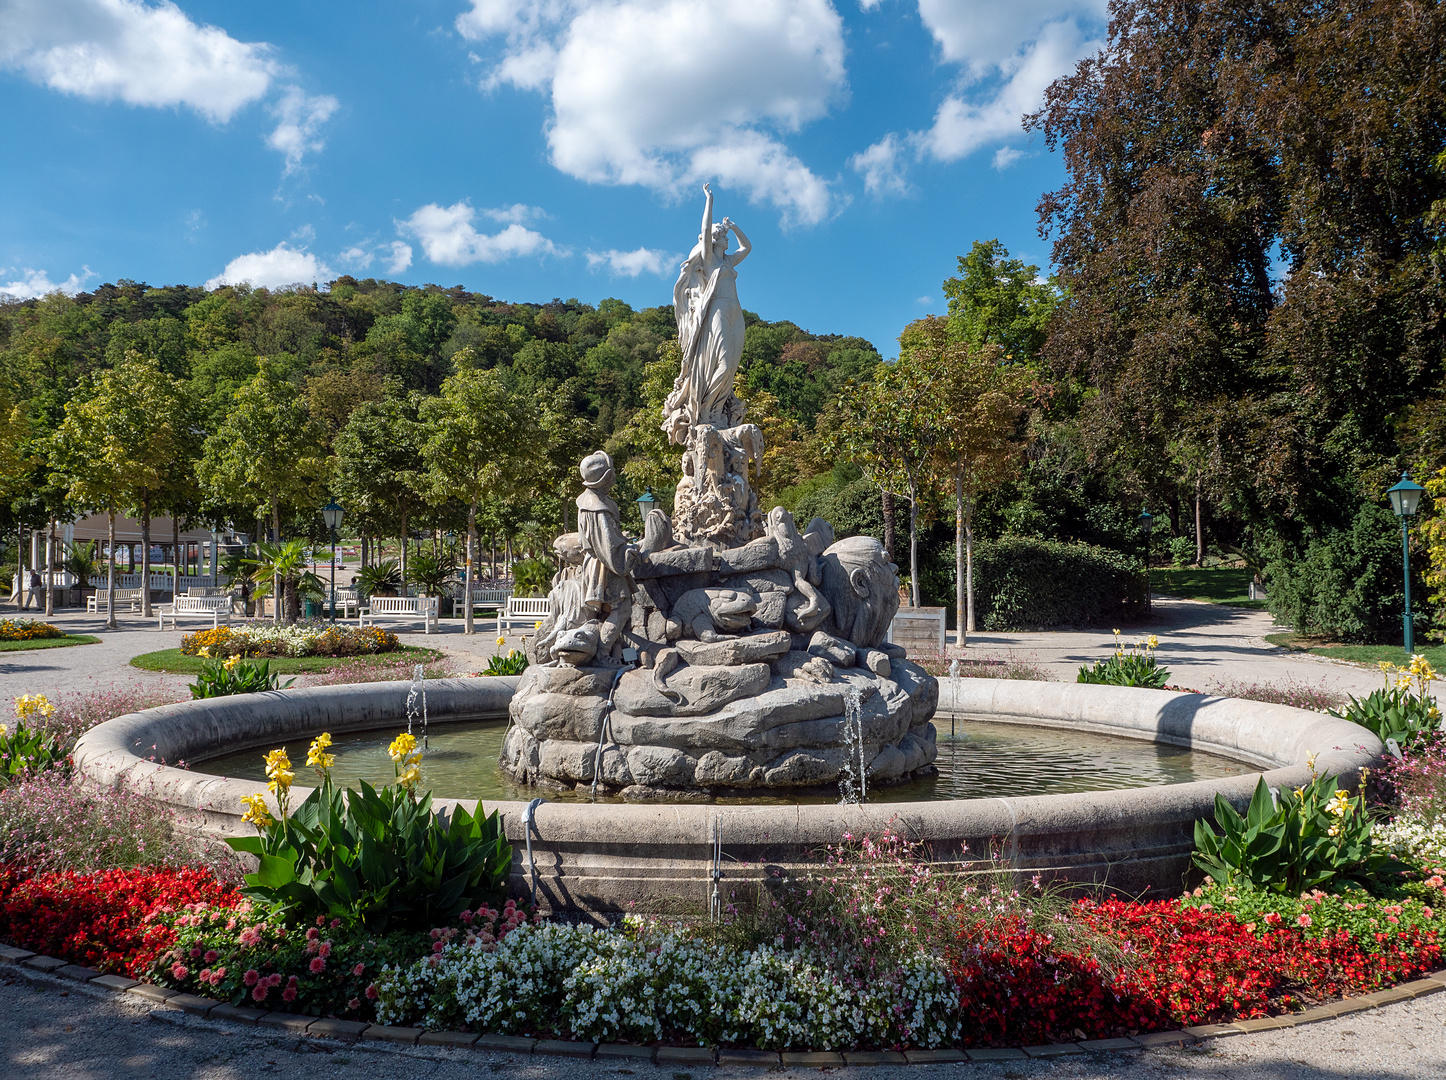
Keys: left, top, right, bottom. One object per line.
{"left": 167, "top": 994, "right": 220, "bottom": 1017}
{"left": 476, "top": 1034, "right": 538, "bottom": 1053}
{"left": 596, "top": 1043, "right": 655, "bottom": 1061}
{"left": 0, "top": 946, "right": 36, "bottom": 963}
{"left": 91, "top": 975, "right": 141, "bottom": 992}
{"left": 24, "top": 955, "right": 67, "bottom": 973}
{"left": 208, "top": 1004, "right": 267, "bottom": 1025}
{"left": 717, "top": 1048, "right": 781, "bottom": 1066}
{"left": 1132, "top": 1029, "right": 1198, "bottom": 1046}
{"left": 966, "top": 1047, "right": 1027, "bottom": 1061}
{"left": 1184, "top": 1024, "right": 1242, "bottom": 1038}
{"left": 258, "top": 1012, "right": 315, "bottom": 1034}
{"left": 125, "top": 984, "right": 179, "bottom": 1004}
{"left": 361, "top": 1026, "right": 423, "bottom": 1045}
{"left": 904, "top": 1049, "right": 967, "bottom": 1064}
{"left": 1078, "top": 1037, "right": 1144, "bottom": 1050}
{"left": 55, "top": 965, "right": 103, "bottom": 983}
{"left": 418, "top": 1030, "right": 479, "bottom": 1048}
{"left": 655, "top": 1046, "right": 716, "bottom": 1065}
{"left": 1398, "top": 978, "right": 1445, "bottom": 998}
{"left": 533, "top": 1039, "right": 596, "bottom": 1058}
{"left": 781, "top": 1051, "right": 845, "bottom": 1067}
{"left": 1024, "top": 1043, "right": 1084, "bottom": 1057}
{"left": 308, "top": 1019, "right": 371, "bottom": 1042}
{"left": 841, "top": 1050, "right": 907, "bottom": 1065}
{"left": 1327, "top": 998, "right": 1376, "bottom": 1016}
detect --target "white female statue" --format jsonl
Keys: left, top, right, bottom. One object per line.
{"left": 662, "top": 182, "right": 752, "bottom": 445}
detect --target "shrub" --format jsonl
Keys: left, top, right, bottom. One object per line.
{"left": 1328, "top": 656, "right": 1442, "bottom": 752}
{"left": 190, "top": 657, "right": 295, "bottom": 698}
{"left": 36, "top": 685, "right": 180, "bottom": 748}
{"left": 967, "top": 538, "right": 1145, "bottom": 630}
{"left": 478, "top": 649, "right": 529, "bottom": 676}
{"left": 355, "top": 560, "right": 401, "bottom": 598}
{"left": 511, "top": 557, "right": 553, "bottom": 598}
{"left": 1208, "top": 677, "right": 1346, "bottom": 713}
{"left": 182, "top": 623, "right": 400, "bottom": 659}
{"left": 1078, "top": 632, "right": 1169, "bottom": 688}
{"left": 1193, "top": 774, "right": 1409, "bottom": 895}
{"left": 911, "top": 651, "right": 1052, "bottom": 681}
{"left": 0, "top": 619, "right": 64, "bottom": 642}
{"left": 0, "top": 717, "right": 68, "bottom": 787}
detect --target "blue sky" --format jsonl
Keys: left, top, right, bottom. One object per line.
{"left": 0, "top": 0, "right": 1108, "bottom": 357}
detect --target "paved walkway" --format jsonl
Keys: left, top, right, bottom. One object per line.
{"left": 4, "top": 965, "right": 1444, "bottom": 1080}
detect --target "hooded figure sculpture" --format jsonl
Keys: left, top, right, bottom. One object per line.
{"left": 575, "top": 450, "right": 635, "bottom": 660}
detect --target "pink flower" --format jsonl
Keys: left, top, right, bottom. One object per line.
{"left": 170, "top": 963, "right": 189, "bottom": 980}
{"left": 238, "top": 927, "right": 262, "bottom": 947}
{"left": 243, "top": 969, "right": 259, "bottom": 987}
{"left": 315, "top": 915, "right": 326, "bottom": 927}
{"left": 189, "top": 947, "right": 203, "bottom": 959}
{"left": 347, "top": 997, "right": 360, "bottom": 1011}
{"left": 1427, "top": 875, "right": 1443, "bottom": 888}
{"left": 353, "top": 963, "right": 365, "bottom": 977}
{"left": 252, "top": 983, "right": 268, "bottom": 1002}
{"left": 317, "top": 941, "right": 331, "bottom": 958}
{"left": 213, "top": 968, "right": 226, "bottom": 983}
{"left": 1388, "top": 915, "right": 1400, "bottom": 923}
{"left": 330, "top": 918, "right": 341, "bottom": 929}
{"left": 204, "top": 950, "right": 218, "bottom": 963}
{"left": 305, "top": 927, "right": 320, "bottom": 941}
{"left": 1425, "top": 907, "right": 1434, "bottom": 918}
{"left": 1297, "top": 914, "right": 1312, "bottom": 928}
{"left": 309, "top": 957, "right": 326, "bottom": 973}
{"left": 365, "top": 984, "right": 378, "bottom": 1000}
{"left": 282, "top": 987, "right": 297, "bottom": 1002}
{"left": 286, "top": 975, "right": 298, "bottom": 988}
{"left": 1264, "top": 912, "right": 1282, "bottom": 925}
{"left": 199, "top": 968, "right": 212, "bottom": 982}
{"left": 432, "top": 941, "right": 444, "bottom": 953}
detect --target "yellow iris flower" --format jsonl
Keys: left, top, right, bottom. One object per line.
{"left": 240, "top": 793, "right": 275, "bottom": 829}
{"left": 306, "top": 732, "right": 336, "bottom": 771}
{"left": 388, "top": 732, "right": 418, "bottom": 763}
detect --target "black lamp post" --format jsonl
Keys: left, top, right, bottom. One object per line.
{"left": 1138, "top": 507, "right": 1154, "bottom": 614}
{"left": 321, "top": 499, "right": 344, "bottom": 622}
{"left": 635, "top": 488, "right": 658, "bottom": 529}
{"left": 1386, "top": 472, "right": 1425, "bottom": 658}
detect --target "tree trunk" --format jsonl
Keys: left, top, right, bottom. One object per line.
{"left": 1194, "top": 476, "right": 1205, "bottom": 567}
{"left": 14, "top": 525, "right": 22, "bottom": 610}
{"left": 399, "top": 506, "right": 409, "bottom": 597}
{"left": 881, "top": 489, "right": 896, "bottom": 564}
{"left": 106, "top": 508, "right": 117, "bottom": 628}
{"left": 464, "top": 503, "right": 477, "bottom": 635}
{"left": 45, "top": 517, "right": 56, "bottom": 616}
{"left": 271, "top": 494, "right": 282, "bottom": 623}
{"left": 491, "top": 532, "right": 496, "bottom": 581}
{"left": 907, "top": 482, "right": 920, "bottom": 608}
{"left": 139, "top": 504, "right": 152, "bottom": 617}
{"left": 954, "top": 471, "right": 965, "bottom": 648}
{"left": 965, "top": 493, "right": 976, "bottom": 635}
{"left": 172, "top": 518, "right": 180, "bottom": 598}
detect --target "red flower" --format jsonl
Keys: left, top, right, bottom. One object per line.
{"left": 309, "top": 956, "right": 326, "bottom": 974}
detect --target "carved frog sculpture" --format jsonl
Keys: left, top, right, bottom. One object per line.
{"left": 666, "top": 587, "right": 758, "bottom": 643}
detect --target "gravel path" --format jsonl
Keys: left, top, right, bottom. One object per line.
{"left": 5, "top": 966, "right": 1444, "bottom": 1080}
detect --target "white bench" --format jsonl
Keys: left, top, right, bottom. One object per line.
{"left": 88, "top": 588, "right": 143, "bottom": 614}
{"left": 359, "top": 595, "right": 439, "bottom": 634}
{"left": 497, "top": 596, "right": 550, "bottom": 633}
{"left": 461, "top": 588, "right": 511, "bottom": 617}
{"left": 328, "top": 588, "right": 361, "bottom": 619}
{"left": 157, "top": 595, "right": 233, "bottom": 630}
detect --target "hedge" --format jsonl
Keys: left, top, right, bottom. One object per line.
{"left": 959, "top": 537, "right": 1146, "bottom": 631}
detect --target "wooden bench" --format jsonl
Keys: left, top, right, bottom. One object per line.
{"left": 461, "top": 588, "right": 512, "bottom": 619}
{"left": 88, "top": 588, "right": 143, "bottom": 614}
{"left": 497, "top": 596, "right": 550, "bottom": 633}
{"left": 328, "top": 588, "right": 361, "bottom": 619}
{"left": 157, "top": 595, "right": 233, "bottom": 630}
{"left": 359, "top": 595, "right": 439, "bottom": 634}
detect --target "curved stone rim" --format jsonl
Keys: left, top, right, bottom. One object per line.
{"left": 72, "top": 677, "right": 1384, "bottom": 910}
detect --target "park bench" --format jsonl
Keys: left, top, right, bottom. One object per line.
{"left": 186, "top": 586, "right": 229, "bottom": 598}
{"left": 87, "top": 588, "right": 143, "bottom": 614}
{"left": 328, "top": 587, "right": 360, "bottom": 619}
{"left": 461, "top": 587, "right": 512, "bottom": 619}
{"left": 157, "top": 595, "right": 233, "bottom": 630}
{"left": 497, "top": 595, "right": 550, "bottom": 633}
{"left": 359, "top": 595, "right": 439, "bottom": 634}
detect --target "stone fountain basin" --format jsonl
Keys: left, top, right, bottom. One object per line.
{"left": 71, "top": 677, "right": 1383, "bottom": 913}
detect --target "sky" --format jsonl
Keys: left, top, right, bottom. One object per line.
{"left": 0, "top": 0, "right": 1109, "bottom": 358}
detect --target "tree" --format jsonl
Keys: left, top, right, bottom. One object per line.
{"left": 332, "top": 396, "right": 426, "bottom": 588}
{"left": 50, "top": 382, "right": 125, "bottom": 625}
{"left": 830, "top": 355, "right": 940, "bottom": 607}
{"left": 420, "top": 369, "right": 538, "bottom": 634}
{"left": 943, "top": 240, "right": 1059, "bottom": 361}
{"left": 198, "top": 358, "right": 328, "bottom": 620}
{"left": 908, "top": 318, "right": 1035, "bottom": 637}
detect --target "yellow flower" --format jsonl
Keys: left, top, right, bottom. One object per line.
{"left": 0, "top": 723, "right": 7, "bottom": 738}
{"left": 1306, "top": 752, "right": 1318, "bottom": 773}
{"left": 397, "top": 761, "right": 422, "bottom": 791}
{"left": 240, "top": 793, "right": 274, "bottom": 829}
{"left": 198, "top": 647, "right": 211, "bottom": 658}
{"left": 306, "top": 732, "right": 336, "bottom": 771}
{"left": 533, "top": 620, "right": 542, "bottom": 630}
{"left": 1112, "top": 629, "right": 1121, "bottom": 637}
{"left": 1397, "top": 673, "right": 1412, "bottom": 690}
{"left": 496, "top": 635, "right": 506, "bottom": 648}
{"left": 223, "top": 655, "right": 241, "bottom": 671}
{"left": 1146, "top": 635, "right": 1159, "bottom": 650}
{"left": 263, "top": 748, "right": 294, "bottom": 793}
{"left": 1378, "top": 660, "right": 1394, "bottom": 673}
{"left": 1328, "top": 823, "right": 1340, "bottom": 838}
{"left": 15, "top": 694, "right": 54, "bottom": 720}
{"left": 388, "top": 732, "right": 418, "bottom": 763}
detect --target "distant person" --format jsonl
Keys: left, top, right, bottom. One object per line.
{"left": 23, "top": 569, "right": 42, "bottom": 610}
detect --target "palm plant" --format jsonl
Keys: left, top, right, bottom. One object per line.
{"left": 249, "top": 540, "right": 326, "bottom": 623}
{"left": 356, "top": 559, "right": 402, "bottom": 599}
{"left": 407, "top": 552, "right": 457, "bottom": 597}
{"left": 62, "top": 540, "right": 100, "bottom": 590}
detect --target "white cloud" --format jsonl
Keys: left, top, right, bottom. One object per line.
{"left": 267, "top": 86, "right": 338, "bottom": 174}
{"left": 398, "top": 201, "right": 560, "bottom": 267}
{"left": 585, "top": 247, "right": 680, "bottom": 277}
{"left": 0, "top": 265, "right": 95, "bottom": 299}
{"left": 483, "top": 203, "right": 548, "bottom": 225}
{"left": 384, "top": 241, "right": 413, "bottom": 275}
{"left": 338, "top": 245, "right": 372, "bottom": 270}
{"left": 456, "top": 0, "right": 846, "bottom": 226}
{"left": 852, "top": 2, "right": 1104, "bottom": 193}
{"left": 206, "top": 242, "right": 329, "bottom": 289}
{"left": 0, "top": 0, "right": 275, "bottom": 122}
{"left": 338, "top": 240, "right": 412, "bottom": 277}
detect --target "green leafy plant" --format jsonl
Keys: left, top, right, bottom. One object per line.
{"left": 0, "top": 717, "right": 69, "bottom": 786}
{"left": 249, "top": 540, "right": 328, "bottom": 621}
{"left": 511, "top": 556, "right": 553, "bottom": 598}
{"left": 406, "top": 552, "right": 456, "bottom": 596}
{"left": 225, "top": 734, "right": 511, "bottom": 931}
{"left": 479, "top": 650, "right": 529, "bottom": 676}
{"left": 1329, "top": 655, "right": 1442, "bottom": 751}
{"left": 1193, "top": 773, "right": 1410, "bottom": 896}
{"left": 1078, "top": 631, "right": 1170, "bottom": 688}
{"left": 62, "top": 540, "right": 100, "bottom": 585}
{"left": 189, "top": 657, "right": 295, "bottom": 698}
{"left": 356, "top": 559, "right": 402, "bottom": 599}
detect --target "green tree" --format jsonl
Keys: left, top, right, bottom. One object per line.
{"left": 333, "top": 396, "right": 426, "bottom": 587}
{"left": 198, "top": 358, "right": 328, "bottom": 620}
{"left": 420, "top": 369, "right": 538, "bottom": 634}
{"left": 943, "top": 240, "right": 1059, "bottom": 362}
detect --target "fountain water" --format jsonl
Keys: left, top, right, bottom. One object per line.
{"left": 405, "top": 664, "right": 429, "bottom": 749}
{"left": 949, "top": 659, "right": 960, "bottom": 738}
{"left": 837, "top": 687, "right": 867, "bottom": 804}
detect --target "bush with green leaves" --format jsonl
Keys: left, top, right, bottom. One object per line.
{"left": 407, "top": 552, "right": 456, "bottom": 596}
{"left": 479, "top": 650, "right": 529, "bottom": 676}
{"left": 0, "top": 717, "right": 69, "bottom": 787}
{"left": 968, "top": 538, "right": 1146, "bottom": 630}
{"left": 190, "top": 657, "right": 295, "bottom": 699}
{"left": 1329, "top": 655, "right": 1442, "bottom": 751}
{"left": 1077, "top": 632, "right": 1169, "bottom": 688}
{"left": 511, "top": 556, "right": 553, "bottom": 597}
{"left": 356, "top": 559, "right": 402, "bottom": 598}
{"left": 226, "top": 734, "right": 511, "bottom": 931}
{"left": 1193, "top": 773, "right": 1409, "bottom": 896}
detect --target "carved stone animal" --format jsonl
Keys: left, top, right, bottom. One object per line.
{"left": 553, "top": 624, "right": 599, "bottom": 667}
{"left": 766, "top": 506, "right": 830, "bottom": 634}
{"left": 665, "top": 587, "right": 758, "bottom": 643}
{"left": 817, "top": 536, "right": 900, "bottom": 648}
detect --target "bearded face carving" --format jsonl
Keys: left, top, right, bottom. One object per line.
{"left": 817, "top": 536, "right": 900, "bottom": 648}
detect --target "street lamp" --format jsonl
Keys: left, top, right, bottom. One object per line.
{"left": 635, "top": 488, "right": 658, "bottom": 528}
{"left": 1386, "top": 472, "right": 1425, "bottom": 658}
{"left": 1137, "top": 507, "right": 1154, "bottom": 615}
{"left": 321, "top": 499, "right": 344, "bottom": 622}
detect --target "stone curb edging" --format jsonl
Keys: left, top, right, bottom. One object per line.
{"left": 5, "top": 944, "right": 1444, "bottom": 1064}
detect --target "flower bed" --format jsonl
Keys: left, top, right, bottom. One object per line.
{"left": 0, "top": 619, "right": 64, "bottom": 642}
{"left": 181, "top": 624, "right": 400, "bottom": 660}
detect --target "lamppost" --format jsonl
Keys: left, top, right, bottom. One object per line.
{"left": 635, "top": 488, "right": 658, "bottom": 529}
{"left": 321, "top": 499, "right": 344, "bottom": 622}
{"left": 1386, "top": 472, "right": 1425, "bottom": 658}
{"left": 1138, "top": 507, "right": 1154, "bottom": 615}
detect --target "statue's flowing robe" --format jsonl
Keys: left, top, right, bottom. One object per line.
{"left": 663, "top": 256, "right": 744, "bottom": 442}
{"left": 577, "top": 489, "right": 630, "bottom": 613}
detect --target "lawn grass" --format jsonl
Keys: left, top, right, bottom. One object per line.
{"left": 0, "top": 634, "right": 102, "bottom": 652}
{"left": 1152, "top": 567, "right": 1268, "bottom": 609}
{"left": 1261, "top": 632, "right": 1446, "bottom": 669}
{"left": 129, "top": 645, "right": 446, "bottom": 675}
